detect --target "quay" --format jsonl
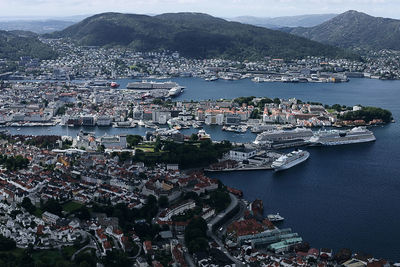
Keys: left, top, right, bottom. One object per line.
{"left": 204, "top": 165, "right": 273, "bottom": 172}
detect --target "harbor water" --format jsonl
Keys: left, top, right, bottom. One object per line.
{"left": 10, "top": 77, "right": 400, "bottom": 261}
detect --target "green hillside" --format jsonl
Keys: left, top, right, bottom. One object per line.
{"left": 47, "top": 12, "right": 359, "bottom": 60}
{"left": 288, "top": 10, "right": 400, "bottom": 50}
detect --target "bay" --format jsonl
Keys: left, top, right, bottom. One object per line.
{"left": 9, "top": 77, "right": 400, "bottom": 261}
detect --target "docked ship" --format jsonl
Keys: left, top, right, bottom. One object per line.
{"left": 167, "top": 86, "right": 184, "bottom": 97}
{"left": 309, "top": 127, "right": 376, "bottom": 146}
{"left": 267, "top": 213, "right": 285, "bottom": 222}
{"left": 271, "top": 150, "right": 310, "bottom": 171}
{"left": 110, "top": 82, "right": 120, "bottom": 88}
{"left": 254, "top": 128, "right": 313, "bottom": 145}
{"left": 126, "top": 80, "right": 180, "bottom": 90}
{"left": 205, "top": 76, "right": 218, "bottom": 81}
{"left": 250, "top": 124, "right": 277, "bottom": 133}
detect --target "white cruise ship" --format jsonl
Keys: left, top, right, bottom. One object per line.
{"left": 168, "top": 86, "right": 183, "bottom": 97}
{"left": 271, "top": 150, "right": 310, "bottom": 171}
{"left": 309, "top": 127, "right": 376, "bottom": 146}
{"left": 126, "top": 80, "right": 180, "bottom": 90}
{"left": 254, "top": 128, "right": 313, "bottom": 145}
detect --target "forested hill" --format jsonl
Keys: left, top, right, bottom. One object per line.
{"left": 0, "top": 30, "right": 57, "bottom": 60}
{"left": 287, "top": 10, "right": 400, "bottom": 51}
{"left": 47, "top": 12, "right": 359, "bottom": 60}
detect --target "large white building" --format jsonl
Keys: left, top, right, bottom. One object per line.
{"left": 158, "top": 200, "right": 196, "bottom": 222}
{"left": 229, "top": 147, "right": 257, "bottom": 161}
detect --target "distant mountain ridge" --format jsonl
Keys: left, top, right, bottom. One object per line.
{"left": 229, "top": 14, "right": 337, "bottom": 29}
{"left": 286, "top": 10, "right": 400, "bottom": 50}
{"left": 46, "top": 12, "right": 358, "bottom": 60}
{"left": 0, "top": 20, "right": 75, "bottom": 34}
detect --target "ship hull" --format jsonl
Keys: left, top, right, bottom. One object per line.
{"left": 273, "top": 152, "right": 310, "bottom": 171}
{"left": 311, "top": 136, "right": 376, "bottom": 146}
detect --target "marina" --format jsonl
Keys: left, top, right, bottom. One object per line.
{"left": 0, "top": 77, "right": 399, "bottom": 261}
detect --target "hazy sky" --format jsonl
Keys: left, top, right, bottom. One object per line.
{"left": 0, "top": 0, "right": 399, "bottom": 19}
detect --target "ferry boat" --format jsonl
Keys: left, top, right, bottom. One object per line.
{"left": 309, "top": 127, "right": 376, "bottom": 146}
{"left": 198, "top": 129, "right": 211, "bottom": 140}
{"left": 225, "top": 125, "right": 247, "bottom": 133}
{"left": 110, "top": 82, "right": 120, "bottom": 88}
{"left": 205, "top": 76, "right": 218, "bottom": 81}
{"left": 267, "top": 213, "right": 285, "bottom": 222}
{"left": 271, "top": 150, "right": 310, "bottom": 171}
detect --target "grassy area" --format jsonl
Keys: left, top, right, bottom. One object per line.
{"left": 76, "top": 248, "right": 95, "bottom": 258}
{"left": 0, "top": 247, "right": 25, "bottom": 257}
{"left": 135, "top": 146, "right": 154, "bottom": 152}
{"left": 62, "top": 245, "right": 78, "bottom": 259}
{"left": 31, "top": 249, "right": 68, "bottom": 266}
{"left": 62, "top": 201, "right": 84, "bottom": 213}
{"left": 327, "top": 109, "right": 337, "bottom": 114}
{"left": 34, "top": 208, "right": 43, "bottom": 217}
{"left": 136, "top": 144, "right": 156, "bottom": 152}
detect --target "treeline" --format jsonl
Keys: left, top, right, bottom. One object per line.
{"left": 24, "top": 135, "right": 61, "bottom": 149}
{"left": 233, "top": 96, "right": 280, "bottom": 108}
{"left": 0, "top": 31, "right": 57, "bottom": 60}
{"left": 48, "top": 13, "right": 360, "bottom": 61}
{"left": 92, "top": 195, "right": 160, "bottom": 239}
{"left": 0, "top": 155, "right": 29, "bottom": 171}
{"left": 184, "top": 217, "right": 209, "bottom": 254}
{"left": 133, "top": 139, "right": 232, "bottom": 168}
{"left": 0, "top": 235, "right": 16, "bottom": 251}
{"left": 339, "top": 107, "right": 393, "bottom": 123}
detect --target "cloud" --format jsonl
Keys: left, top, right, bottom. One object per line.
{"left": 0, "top": 0, "right": 398, "bottom": 18}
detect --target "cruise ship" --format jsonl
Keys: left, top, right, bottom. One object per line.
{"left": 167, "top": 86, "right": 183, "bottom": 97}
{"left": 250, "top": 124, "right": 277, "bottom": 133}
{"left": 309, "top": 127, "right": 376, "bottom": 146}
{"left": 271, "top": 150, "right": 310, "bottom": 171}
{"left": 126, "top": 80, "right": 180, "bottom": 90}
{"left": 254, "top": 128, "right": 313, "bottom": 145}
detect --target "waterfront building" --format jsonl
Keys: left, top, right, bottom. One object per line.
{"left": 229, "top": 147, "right": 257, "bottom": 161}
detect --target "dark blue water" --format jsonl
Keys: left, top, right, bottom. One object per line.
{"left": 12, "top": 77, "right": 400, "bottom": 261}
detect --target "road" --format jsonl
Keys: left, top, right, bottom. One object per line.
{"left": 71, "top": 234, "right": 99, "bottom": 260}
{"left": 207, "top": 193, "right": 245, "bottom": 266}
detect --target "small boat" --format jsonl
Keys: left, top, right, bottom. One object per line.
{"left": 110, "top": 82, "right": 120, "bottom": 88}
{"left": 16, "top": 128, "right": 21, "bottom": 131}
{"left": 267, "top": 213, "right": 284, "bottom": 222}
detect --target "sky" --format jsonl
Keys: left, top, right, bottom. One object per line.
{"left": 0, "top": 0, "right": 399, "bottom": 19}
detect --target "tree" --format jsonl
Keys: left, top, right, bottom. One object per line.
{"left": 126, "top": 135, "right": 143, "bottom": 148}
{"left": 189, "top": 133, "right": 199, "bottom": 141}
{"left": 97, "top": 145, "right": 105, "bottom": 152}
{"left": 250, "top": 109, "right": 260, "bottom": 119}
{"left": 184, "top": 217, "right": 209, "bottom": 254}
{"left": 0, "top": 234, "right": 16, "bottom": 251}
{"left": 158, "top": 196, "right": 169, "bottom": 209}
{"left": 42, "top": 198, "right": 62, "bottom": 216}
{"left": 21, "top": 197, "right": 36, "bottom": 214}
{"left": 75, "top": 206, "right": 91, "bottom": 221}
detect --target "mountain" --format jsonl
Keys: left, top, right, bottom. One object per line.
{"left": 0, "top": 30, "right": 57, "bottom": 60}
{"left": 287, "top": 10, "right": 400, "bottom": 50}
{"left": 0, "top": 20, "right": 75, "bottom": 34}
{"left": 46, "top": 12, "right": 359, "bottom": 60}
{"left": 229, "top": 14, "right": 337, "bottom": 29}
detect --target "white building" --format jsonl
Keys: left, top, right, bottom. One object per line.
{"left": 229, "top": 148, "right": 257, "bottom": 161}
